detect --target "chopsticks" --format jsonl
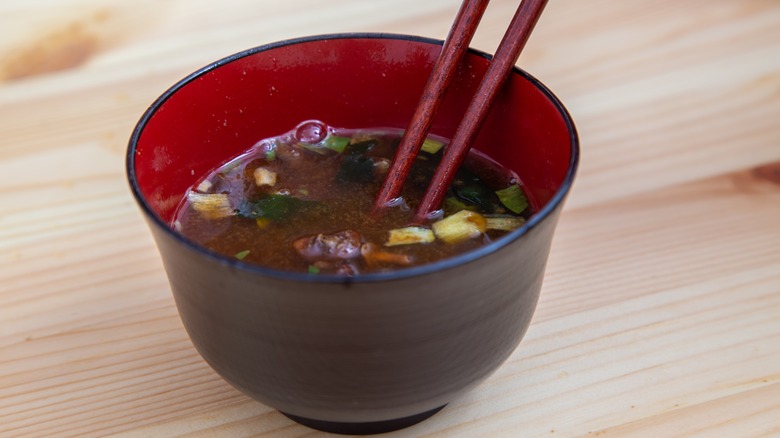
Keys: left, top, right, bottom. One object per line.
{"left": 374, "top": 0, "right": 490, "bottom": 211}
{"left": 374, "top": 0, "right": 549, "bottom": 223}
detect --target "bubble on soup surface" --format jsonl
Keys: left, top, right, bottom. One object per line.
{"left": 294, "top": 120, "right": 328, "bottom": 144}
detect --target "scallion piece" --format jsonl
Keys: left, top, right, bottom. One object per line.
{"left": 431, "top": 210, "right": 487, "bottom": 244}
{"left": 495, "top": 184, "right": 529, "bottom": 214}
{"left": 234, "top": 250, "right": 250, "bottom": 260}
{"left": 421, "top": 138, "right": 444, "bottom": 154}
{"left": 385, "top": 227, "right": 435, "bottom": 246}
{"left": 323, "top": 135, "right": 351, "bottom": 153}
{"left": 187, "top": 192, "right": 234, "bottom": 219}
{"left": 308, "top": 265, "right": 320, "bottom": 275}
{"left": 485, "top": 215, "right": 525, "bottom": 231}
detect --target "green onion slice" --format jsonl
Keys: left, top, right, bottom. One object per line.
{"left": 323, "top": 135, "right": 351, "bottom": 153}
{"left": 495, "top": 184, "right": 529, "bottom": 214}
{"left": 421, "top": 138, "right": 444, "bottom": 154}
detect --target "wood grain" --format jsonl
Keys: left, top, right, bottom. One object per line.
{"left": 1, "top": 0, "right": 779, "bottom": 437}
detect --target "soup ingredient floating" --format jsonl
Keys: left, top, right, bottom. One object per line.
{"left": 173, "top": 121, "right": 532, "bottom": 275}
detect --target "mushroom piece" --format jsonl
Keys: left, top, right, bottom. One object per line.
{"left": 293, "top": 230, "right": 363, "bottom": 262}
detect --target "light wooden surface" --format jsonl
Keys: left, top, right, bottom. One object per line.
{"left": 2, "top": 0, "right": 779, "bottom": 436}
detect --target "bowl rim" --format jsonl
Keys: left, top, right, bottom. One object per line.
{"left": 126, "top": 32, "right": 579, "bottom": 284}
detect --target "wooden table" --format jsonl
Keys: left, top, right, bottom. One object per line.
{"left": 2, "top": 1, "right": 779, "bottom": 436}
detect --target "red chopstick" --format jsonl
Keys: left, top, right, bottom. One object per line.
{"left": 373, "top": 0, "right": 549, "bottom": 223}
{"left": 415, "top": 0, "right": 548, "bottom": 222}
{"left": 374, "top": 0, "right": 490, "bottom": 211}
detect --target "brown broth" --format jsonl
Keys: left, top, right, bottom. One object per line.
{"left": 173, "top": 121, "right": 532, "bottom": 275}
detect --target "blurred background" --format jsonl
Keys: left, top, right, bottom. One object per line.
{"left": 2, "top": 0, "right": 777, "bottom": 209}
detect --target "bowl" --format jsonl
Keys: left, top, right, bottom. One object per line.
{"left": 127, "top": 33, "right": 578, "bottom": 434}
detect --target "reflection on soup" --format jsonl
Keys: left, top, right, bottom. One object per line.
{"left": 172, "top": 120, "right": 533, "bottom": 275}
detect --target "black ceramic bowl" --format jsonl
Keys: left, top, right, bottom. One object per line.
{"left": 127, "top": 34, "right": 578, "bottom": 434}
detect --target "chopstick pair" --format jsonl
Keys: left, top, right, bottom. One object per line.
{"left": 374, "top": 0, "right": 548, "bottom": 223}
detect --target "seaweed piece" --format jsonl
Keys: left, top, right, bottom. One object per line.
{"left": 444, "top": 197, "right": 478, "bottom": 215}
{"left": 336, "top": 155, "right": 375, "bottom": 183}
{"left": 452, "top": 182, "right": 499, "bottom": 213}
{"left": 346, "top": 139, "right": 378, "bottom": 155}
{"left": 235, "top": 194, "right": 318, "bottom": 220}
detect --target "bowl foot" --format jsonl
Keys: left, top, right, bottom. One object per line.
{"left": 281, "top": 404, "right": 447, "bottom": 435}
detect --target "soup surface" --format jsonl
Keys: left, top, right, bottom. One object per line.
{"left": 173, "top": 121, "right": 533, "bottom": 275}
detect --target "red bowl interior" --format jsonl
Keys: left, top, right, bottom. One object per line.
{"left": 130, "top": 34, "right": 576, "bottom": 225}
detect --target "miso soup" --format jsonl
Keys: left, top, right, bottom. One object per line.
{"left": 172, "top": 121, "right": 533, "bottom": 275}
